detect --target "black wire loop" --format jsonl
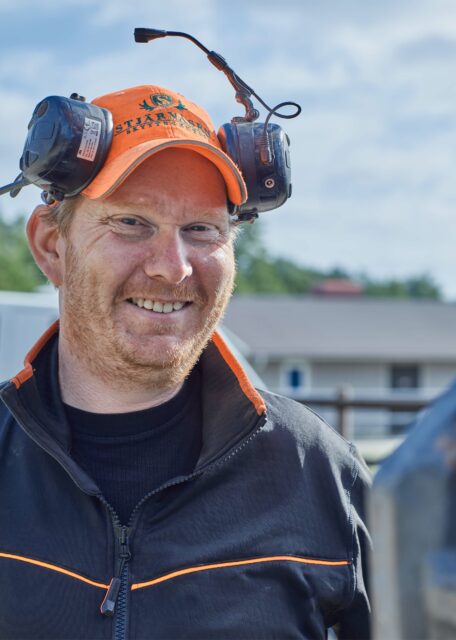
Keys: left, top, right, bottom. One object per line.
{"left": 134, "top": 28, "right": 302, "bottom": 126}
{"left": 263, "top": 101, "right": 302, "bottom": 122}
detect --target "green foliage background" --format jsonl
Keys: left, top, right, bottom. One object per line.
{"left": 234, "top": 224, "right": 441, "bottom": 299}
{"left": 0, "top": 214, "right": 46, "bottom": 291}
{"left": 0, "top": 211, "right": 442, "bottom": 300}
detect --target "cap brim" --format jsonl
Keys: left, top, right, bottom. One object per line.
{"left": 82, "top": 138, "right": 248, "bottom": 205}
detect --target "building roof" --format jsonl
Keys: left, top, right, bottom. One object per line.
{"left": 311, "top": 279, "right": 363, "bottom": 296}
{"left": 223, "top": 296, "right": 456, "bottom": 362}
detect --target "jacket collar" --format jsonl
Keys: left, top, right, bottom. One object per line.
{"left": 1, "top": 321, "right": 266, "bottom": 480}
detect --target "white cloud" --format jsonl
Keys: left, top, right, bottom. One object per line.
{"left": 87, "top": 0, "right": 216, "bottom": 31}
{"left": 1, "top": 0, "right": 456, "bottom": 297}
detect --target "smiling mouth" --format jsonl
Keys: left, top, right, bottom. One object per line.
{"left": 128, "top": 298, "right": 190, "bottom": 314}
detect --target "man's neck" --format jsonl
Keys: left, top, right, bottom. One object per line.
{"left": 58, "top": 336, "right": 183, "bottom": 413}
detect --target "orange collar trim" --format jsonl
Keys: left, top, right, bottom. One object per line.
{"left": 9, "top": 322, "right": 266, "bottom": 420}
{"left": 10, "top": 320, "right": 60, "bottom": 390}
{"left": 211, "top": 331, "right": 266, "bottom": 416}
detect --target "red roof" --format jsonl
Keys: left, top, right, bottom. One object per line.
{"left": 311, "top": 279, "right": 363, "bottom": 296}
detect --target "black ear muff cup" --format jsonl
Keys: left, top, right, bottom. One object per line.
{"left": 218, "top": 122, "right": 292, "bottom": 216}
{"left": 20, "top": 96, "right": 113, "bottom": 201}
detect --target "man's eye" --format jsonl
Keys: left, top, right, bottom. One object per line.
{"left": 110, "top": 216, "right": 144, "bottom": 227}
{"left": 120, "top": 217, "right": 140, "bottom": 226}
{"left": 189, "top": 225, "right": 210, "bottom": 232}
{"left": 108, "top": 216, "right": 152, "bottom": 238}
{"left": 185, "top": 224, "right": 221, "bottom": 241}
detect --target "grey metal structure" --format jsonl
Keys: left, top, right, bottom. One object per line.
{"left": 371, "top": 379, "right": 456, "bottom": 639}
{"left": 0, "top": 290, "right": 59, "bottom": 380}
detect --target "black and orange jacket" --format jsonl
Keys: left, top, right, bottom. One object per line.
{"left": 0, "top": 322, "right": 371, "bottom": 640}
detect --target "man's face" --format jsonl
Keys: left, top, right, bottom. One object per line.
{"left": 56, "top": 149, "right": 235, "bottom": 389}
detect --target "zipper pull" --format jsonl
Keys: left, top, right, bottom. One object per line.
{"left": 119, "top": 526, "right": 131, "bottom": 563}
{"left": 100, "top": 577, "right": 121, "bottom": 617}
{"left": 100, "top": 525, "right": 131, "bottom": 617}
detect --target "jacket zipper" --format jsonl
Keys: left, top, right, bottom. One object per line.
{"left": 127, "top": 414, "right": 267, "bottom": 527}
{"left": 97, "top": 412, "right": 267, "bottom": 638}
{"left": 100, "top": 520, "right": 131, "bottom": 640}
{"left": 7, "top": 388, "right": 266, "bottom": 639}
{"left": 113, "top": 563, "right": 129, "bottom": 640}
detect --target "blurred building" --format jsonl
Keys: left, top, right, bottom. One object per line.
{"left": 0, "top": 290, "right": 59, "bottom": 381}
{"left": 223, "top": 295, "right": 456, "bottom": 438}
{"left": 311, "top": 278, "right": 364, "bottom": 297}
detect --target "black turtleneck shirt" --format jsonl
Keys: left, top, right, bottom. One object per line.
{"left": 64, "top": 368, "right": 202, "bottom": 525}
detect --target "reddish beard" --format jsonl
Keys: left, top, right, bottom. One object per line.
{"left": 59, "top": 240, "right": 235, "bottom": 393}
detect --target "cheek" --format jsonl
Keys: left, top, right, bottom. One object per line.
{"left": 197, "top": 246, "right": 235, "bottom": 289}
{"left": 80, "top": 237, "right": 139, "bottom": 277}
{"left": 62, "top": 244, "right": 126, "bottom": 301}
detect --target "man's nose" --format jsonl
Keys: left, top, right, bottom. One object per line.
{"left": 142, "top": 230, "right": 193, "bottom": 284}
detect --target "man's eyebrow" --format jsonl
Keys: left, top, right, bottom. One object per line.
{"left": 100, "top": 202, "right": 147, "bottom": 213}
{"left": 184, "top": 210, "right": 228, "bottom": 220}
{"left": 97, "top": 201, "right": 229, "bottom": 221}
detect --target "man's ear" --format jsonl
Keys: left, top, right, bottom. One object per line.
{"left": 26, "top": 205, "right": 64, "bottom": 286}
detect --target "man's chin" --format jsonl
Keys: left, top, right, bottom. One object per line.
{"left": 117, "top": 333, "right": 200, "bottom": 370}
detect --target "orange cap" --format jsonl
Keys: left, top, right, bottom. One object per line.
{"left": 82, "top": 85, "right": 248, "bottom": 204}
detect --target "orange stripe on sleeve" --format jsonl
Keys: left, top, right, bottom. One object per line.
{"left": 0, "top": 552, "right": 109, "bottom": 590}
{"left": 131, "top": 555, "right": 350, "bottom": 591}
{"left": 211, "top": 332, "right": 266, "bottom": 416}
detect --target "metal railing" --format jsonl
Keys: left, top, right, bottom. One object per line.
{"left": 295, "top": 387, "right": 434, "bottom": 440}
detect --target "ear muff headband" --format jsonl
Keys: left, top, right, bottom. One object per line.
{"left": 0, "top": 29, "right": 301, "bottom": 223}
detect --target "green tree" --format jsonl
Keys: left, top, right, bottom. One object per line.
{"left": 406, "top": 275, "right": 440, "bottom": 300}
{"left": 362, "top": 278, "right": 408, "bottom": 298}
{"left": 234, "top": 225, "right": 322, "bottom": 294}
{"left": 234, "top": 222, "right": 443, "bottom": 300}
{"left": 0, "top": 213, "right": 46, "bottom": 291}
{"left": 273, "top": 258, "right": 318, "bottom": 294}
{"left": 362, "top": 274, "right": 441, "bottom": 300}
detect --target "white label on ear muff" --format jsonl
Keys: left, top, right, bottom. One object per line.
{"left": 77, "top": 117, "right": 102, "bottom": 162}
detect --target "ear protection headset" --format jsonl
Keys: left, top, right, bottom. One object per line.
{"left": 0, "top": 29, "right": 301, "bottom": 223}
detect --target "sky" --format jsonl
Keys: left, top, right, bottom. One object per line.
{"left": 1, "top": 0, "right": 456, "bottom": 297}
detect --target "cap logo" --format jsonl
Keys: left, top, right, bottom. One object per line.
{"left": 139, "top": 93, "right": 186, "bottom": 112}
{"left": 113, "top": 92, "right": 212, "bottom": 141}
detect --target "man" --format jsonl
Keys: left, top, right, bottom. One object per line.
{"left": 0, "top": 85, "right": 371, "bottom": 639}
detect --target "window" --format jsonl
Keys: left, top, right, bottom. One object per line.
{"left": 280, "top": 362, "right": 310, "bottom": 397}
{"left": 288, "top": 368, "right": 303, "bottom": 390}
{"left": 390, "top": 364, "right": 420, "bottom": 433}
{"left": 391, "top": 365, "right": 419, "bottom": 390}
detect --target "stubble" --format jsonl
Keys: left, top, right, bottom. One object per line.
{"left": 59, "top": 239, "right": 235, "bottom": 394}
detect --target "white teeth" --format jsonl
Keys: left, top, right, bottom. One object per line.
{"left": 131, "top": 298, "right": 186, "bottom": 313}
